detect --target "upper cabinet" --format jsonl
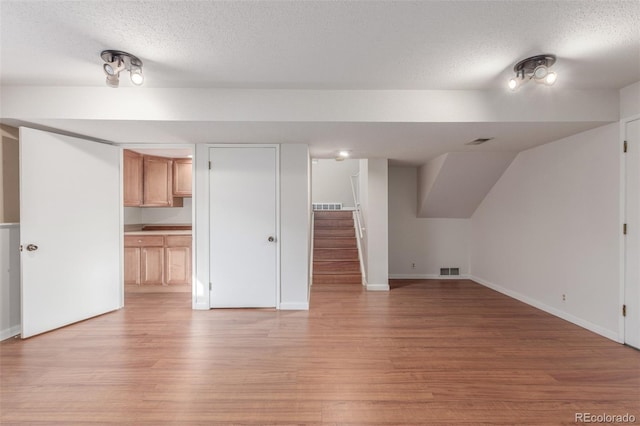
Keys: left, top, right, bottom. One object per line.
{"left": 123, "top": 150, "right": 143, "bottom": 206}
{"left": 143, "top": 155, "right": 182, "bottom": 207}
{"left": 123, "top": 150, "right": 190, "bottom": 207}
{"left": 172, "top": 158, "right": 192, "bottom": 197}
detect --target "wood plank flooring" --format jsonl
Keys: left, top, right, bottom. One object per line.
{"left": 1, "top": 279, "right": 639, "bottom": 424}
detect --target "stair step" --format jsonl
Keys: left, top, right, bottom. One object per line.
{"left": 314, "top": 248, "right": 359, "bottom": 260}
{"left": 314, "top": 229, "right": 355, "bottom": 238}
{"left": 314, "top": 211, "right": 352, "bottom": 219}
{"left": 314, "top": 238, "right": 357, "bottom": 248}
{"left": 313, "top": 274, "right": 362, "bottom": 284}
{"left": 313, "top": 260, "right": 361, "bottom": 274}
{"left": 314, "top": 219, "right": 354, "bottom": 228}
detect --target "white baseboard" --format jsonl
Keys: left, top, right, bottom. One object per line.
{"left": 192, "top": 302, "right": 209, "bottom": 310}
{"left": 366, "top": 283, "right": 390, "bottom": 291}
{"left": 470, "top": 275, "right": 620, "bottom": 343}
{"left": 0, "top": 325, "right": 21, "bottom": 341}
{"left": 279, "top": 302, "right": 310, "bottom": 310}
{"left": 389, "top": 274, "right": 470, "bottom": 280}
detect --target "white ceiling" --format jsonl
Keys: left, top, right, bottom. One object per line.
{"left": 1, "top": 0, "right": 638, "bottom": 89}
{"left": 1, "top": 1, "right": 639, "bottom": 164}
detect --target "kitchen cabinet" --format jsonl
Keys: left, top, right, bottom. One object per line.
{"left": 123, "top": 150, "right": 143, "bottom": 206}
{"left": 124, "top": 235, "right": 165, "bottom": 286}
{"left": 165, "top": 235, "right": 192, "bottom": 285}
{"left": 172, "top": 158, "right": 192, "bottom": 197}
{"left": 142, "top": 155, "right": 183, "bottom": 207}
{"left": 124, "top": 234, "right": 191, "bottom": 287}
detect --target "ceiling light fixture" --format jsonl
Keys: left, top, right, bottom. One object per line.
{"left": 335, "top": 151, "right": 351, "bottom": 161}
{"left": 508, "top": 54, "right": 557, "bottom": 91}
{"left": 100, "top": 50, "right": 144, "bottom": 88}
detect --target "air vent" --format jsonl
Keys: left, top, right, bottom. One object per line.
{"left": 440, "top": 268, "right": 450, "bottom": 276}
{"left": 440, "top": 267, "right": 460, "bottom": 276}
{"left": 466, "top": 137, "right": 494, "bottom": 146}
{"left": 313, "top": 203, "right": 343, "bottom": 211}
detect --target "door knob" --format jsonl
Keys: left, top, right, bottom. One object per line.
{"left": 26, "top": 244, "right": 39, "bottom": 252}
{"left": 268, "top": 236, "right": 275, "bottom": 242}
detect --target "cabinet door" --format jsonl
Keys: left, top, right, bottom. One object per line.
{"left": 141, "top": 247, "right": 164, "bottom": 284}
{"left": 173, "top": 158, "right": 192, "bottom": 197}
{"left": 124, "top": 247, "right": 141, "bottom": 285}
{"left": 123, "top": 150, "right": 143, "bottom": 206}
{"left": 142, "top": 156, "right": 183, "bottom": 207}
{"left": 165, "top": 246, "right": 192, "bottom": 285}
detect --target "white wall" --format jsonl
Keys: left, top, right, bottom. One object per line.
{"left": 311, "top": 159, "right": 359, "bottom": 208}
{"left": 389, "top": 166, "right": 470, "bottom": 277}
{"left": 620, "top": 81, "right": 640, "bottom": 119}
{"left": 470, "top": 123, "right": 621, "bottom": 340}
{"left": 360, "top": 159, "right": 389, "bottom": 291}
{"left": 280, "top": 144, "right": 311, "bottom": 309}
{"left": 0, "top": 224, "right": 20, "bottom": 340}
{"left": 124, "top": 199, "right": 192, "bottom": 225}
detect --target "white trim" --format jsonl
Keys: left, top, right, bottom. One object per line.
{"left": 280, "top": 302, "right": 310, "bottom": 310}
{"left": 470, "top": 275, "right": 620, "bottom": 342}
{"left": 0, "top": 325, "right": 21, "bottom": 341}
{"left": 389, "top": 274, "right": 470, "bottom": 280}
{"left": 366, "top": 283, "right": 390, "bottom": 291}
{"left": 620, "top": 114, "right": 640, "bottom": 344}
{"left": 0, "top": 223, "right": 19, "bottom": 228}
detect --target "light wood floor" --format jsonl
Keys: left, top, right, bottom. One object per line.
{"left": 1, "top": 279, "right": 639, "bottom": 424}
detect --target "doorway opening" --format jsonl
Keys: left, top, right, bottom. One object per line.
{"left": 122, "top": 147, "right": 194, "bottom": 304}
{"left": 311, "top": 158, "right": 365, "bottom": 288}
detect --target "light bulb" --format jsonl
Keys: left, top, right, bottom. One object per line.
{"left": 545, "top": 71, "right": 557, "bottom": 85}
{"left": 508, "top": 78, "right": 518, "bottom": 91}
{"left": 338, "top": 151, "right": 350, "bottom": 158}
{"left": 103, "top": 58, "right": 123, "bottom": 76}
{"left": 130, "top": 68, "right": 144, "bottom": 86}
{"left": 533, "top": 65, "right": 548, "bottom": 80}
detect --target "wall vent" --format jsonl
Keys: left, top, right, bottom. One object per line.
{"left": 466, "top": 137, "right": 494, "bottom": 146}
{"left": 440, "top": 267, "right": 460, "bottom": 276}
{"left": 313, "top": 203, "right": 343, "bottom": 211}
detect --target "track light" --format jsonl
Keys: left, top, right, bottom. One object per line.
{"left": 508, "top": 54, "right": 557, "bottom": 91}
{"left": 100, "top": 50, "right": 144, "bottom": 88}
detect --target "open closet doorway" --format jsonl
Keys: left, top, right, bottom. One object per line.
{"left": 122, "top": 146, "right": 194, "bottom": 304}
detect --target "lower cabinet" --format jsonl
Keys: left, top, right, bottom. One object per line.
{"left": 124, "top": 234, "right": 191, "bottom": 287}
{"left": 165, "top": 236, "right": 192, "bottom": 285}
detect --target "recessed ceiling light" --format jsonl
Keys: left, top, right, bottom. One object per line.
{"left": 338, "top": 151, "right": 350, "bottom": 158}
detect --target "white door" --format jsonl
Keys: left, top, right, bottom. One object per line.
{"left": 625, "top": 118, "right": 640, "bottom": 348}
{"left": 20, "top": 128, "right": 121, "bottom": 338}
{"left": 209, "top": 147, "right": 277, "bottom": 307}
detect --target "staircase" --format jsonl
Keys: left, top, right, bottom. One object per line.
{"left": 313, "top": 210, "right": 362, "bottom": 284}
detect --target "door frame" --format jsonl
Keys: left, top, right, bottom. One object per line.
{"left": 118, "top": 143, "right": 196, "bottom": 306}
{"left": 621, "top": 114, "right": 640, "bottom": 344}
{"left": 194, "top": 144, "right": 281, "bottom": 310}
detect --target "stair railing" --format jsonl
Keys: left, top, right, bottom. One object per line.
{"left": 350, "top": 173, "right": 365, "bottom": 239}
{"left": 350, "top": 173, "right": 366, "bottom": 285}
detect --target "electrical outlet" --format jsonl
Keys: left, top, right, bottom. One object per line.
{"left": 562, "top": 294, "right": 566, "bottom": 302}
{"left": 411, "top": 262, "right": 416, "bottom": 269}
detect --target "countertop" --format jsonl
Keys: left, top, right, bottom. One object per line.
{"left": 125, "top": 230, "right": 192, "bottom": 236}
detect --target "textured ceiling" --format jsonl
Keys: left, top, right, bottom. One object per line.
{"left": 1, "top": 0, "right": 639, "bottom": 89}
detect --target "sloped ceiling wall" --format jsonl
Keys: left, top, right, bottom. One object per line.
{"left": 417, "top": 151, "right": 517, "bottom": 218}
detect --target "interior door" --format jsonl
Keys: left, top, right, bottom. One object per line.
{"left": 209, "top": 147, "right": 277, "bottom": 307}
{"left": 20, "top": 128, "right": 121, "bottom": 338}
{"left": 625, "top": 118, "right": 640, "bottom": 348}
